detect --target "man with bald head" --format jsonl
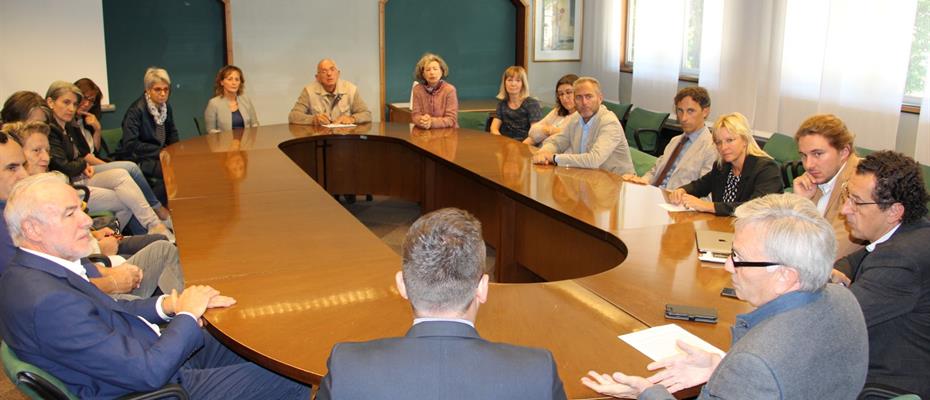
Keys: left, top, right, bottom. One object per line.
{"left": 288, "top": 58, "right": 371, "bottom": 126}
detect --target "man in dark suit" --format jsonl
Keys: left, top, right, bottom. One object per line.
{"left": 833, "top": 151, "right": 930, "bottom": 398}
{"left": 0, "top": 173, "right": 310, "bottom": 399}
{"left": 317, "top": 208, "right": 567, "bottom": 400}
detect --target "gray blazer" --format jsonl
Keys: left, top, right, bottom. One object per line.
{"left": 317, "top": 320, "right": 567, "bottom": 400}
{"left": 836, "top": 218, "right": 930, "bottom": 397}
{"left": 203, "top": 94, "right": 259, "bottom": 133}
{"left": 642, "top": 126, "right": 717, "bottom": 189}
{"left": 641, "top": 285, "right": 868, "bottom": 400}
{"left": 540, "top": 105, "right": 635, "bottom": 175}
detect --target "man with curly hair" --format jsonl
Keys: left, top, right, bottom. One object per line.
{"left": 834, "top": 150, "right": 930, "bottom": 398}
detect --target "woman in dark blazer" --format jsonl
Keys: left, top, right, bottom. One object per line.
{"left": 669, "top": 112, "right": 783, "bottom": 216}
{"left": 114, "top": 67, "right": 179, "bottom": 206}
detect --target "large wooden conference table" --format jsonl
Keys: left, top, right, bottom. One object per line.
{"left": 163, "top": 122, "right": 752, "bottom": 399}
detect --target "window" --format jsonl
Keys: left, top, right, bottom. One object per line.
{"left": 904, "top": 0, "right": 930, "bottom": 106}
{"left": 623, "top": 0, "right": 704, "bottom": 78}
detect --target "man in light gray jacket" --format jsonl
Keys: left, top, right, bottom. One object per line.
{"left": 533, "top": 77, "right": 634, "bottom": 175}
{"left": 582, "top": 193, "right": 868, "bottom": 400}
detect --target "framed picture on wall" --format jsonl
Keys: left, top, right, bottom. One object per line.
{"left": 533, "top": 0, "right": 583, "bottom": 62}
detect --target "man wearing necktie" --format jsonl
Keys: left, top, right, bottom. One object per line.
{"left": 623, "top": 87, "right": 717, "bottom": 189}
{"left": 832, "top": 151, "right": 930, "bottom": 398}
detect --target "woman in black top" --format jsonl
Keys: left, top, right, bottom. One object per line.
{"left": 489, "top": 66, "right": 542, "bottom": 141}
{"left": 668, "top": 112, "right": 783, "bottom": 216}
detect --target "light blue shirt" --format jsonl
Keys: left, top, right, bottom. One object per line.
{"left": 555, "top": 113, "right": 597, "bottom": 165}
{"left": 658, "top": 126, "right": 706, "bottom": 188}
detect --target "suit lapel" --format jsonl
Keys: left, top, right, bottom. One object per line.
{"left": 735, "top": 155, "right": 758, "bottom": 197}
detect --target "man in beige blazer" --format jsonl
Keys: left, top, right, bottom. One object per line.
{"left": 623, "top": 87, "right": 717, "bottom": 189}
{"left": 793, "top": 114, "right": 864, "bottom": 256}
{"left": 533, "top": 77, "right": 634, "bottom": 175}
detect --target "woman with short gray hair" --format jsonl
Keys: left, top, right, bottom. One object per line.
{"left": 113, "top": 67, "right": 179, "bottom": 207}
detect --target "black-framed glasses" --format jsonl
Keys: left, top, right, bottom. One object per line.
{"left": 728, "top": 251, "right": 780, "bottom": 268}
{"left": 841, "top": 182, "right": 893, "bottom": 211}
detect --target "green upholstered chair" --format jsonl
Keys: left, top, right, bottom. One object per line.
{"left": 855, "top": 146, "right": 874, "bottom": 157}
{"left": 761, "top": 132, "right": 800, "bottom": 166}
{"left": 624, "top": 107, "right": 669, "bottom": 156}
{"left": 539, "top": 105, "right": 554, "bottom": 118}
{"left": 458, "top": 111, "right": 491, "bottom": 132}
{"left": 99, "top": 128, "right": 123, "bottom": 158}
{"left": 631, "top": 147, "right": 658, "bottom": 176}
{"left": 856, "top": 382, "right": 922, "bottom": 400}
{"left": 604, "top": 101, "right": 633, "bottom": 122}
{"left": 2, "top": 341, "right": 189, "bottom": 400}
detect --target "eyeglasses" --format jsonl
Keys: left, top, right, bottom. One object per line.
{"left": 149, "top": 87, "right": 170, "bottom": 94}
{"left": 557, "top": 90, "right": 574, "bottom": 97}
{"left": 841, "top": 182, "right": 892, "bottom": 211}
{"left": 728, "top": 251, "right": 780, "bottom": 268}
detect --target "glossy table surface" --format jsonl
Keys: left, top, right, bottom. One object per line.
{"left": 165, "top": 123, "right": 752, "bottom": 399}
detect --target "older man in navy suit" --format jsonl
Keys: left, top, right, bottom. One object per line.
{"left": 317, "top": 208, "right": 567, "bottom": 399}
{"left": 0, "top": 173, "right": 310, "bottom": 399}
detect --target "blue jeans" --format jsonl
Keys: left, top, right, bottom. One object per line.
{"left": 94, "top": 161, "right": 163, "bottom": 209}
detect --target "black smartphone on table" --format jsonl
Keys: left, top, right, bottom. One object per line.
{"left": 665, "top": 304, "right": 718, "bottom": 324}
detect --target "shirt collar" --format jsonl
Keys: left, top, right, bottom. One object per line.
{"left": 684, "top": 125, "right": 707, "bottom": 141}
{"left": 866, "top": 223, "right": 902, "bottom": 252}
{"left": 732, "top": 289, "right": 821, "bottom": 344}
{"left": 579, "top": 112, "right": 598, "bottom": 129}
{"left": 817, "top": 160, "right": 848, "bottom": 196}
{"left": 413, "top": 317, "right": 475, "bottom": 328}
{"left": 19, "top": 247, "right": 88, "bottom": 281}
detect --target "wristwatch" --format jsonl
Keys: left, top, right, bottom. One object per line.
{"left": 551, "top": 155, "right": 558, "bottom": 166}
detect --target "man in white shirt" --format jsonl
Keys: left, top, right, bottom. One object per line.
{"left": 318, "top": 208, "right": 567, "bottom": 400}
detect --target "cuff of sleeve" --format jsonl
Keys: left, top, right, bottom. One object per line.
{"left": 176, "top": 312, "right": 198, "bottom": 322}
{"left": 552, "top": 154, "right": 559, "bottom": 166}
{"left": 641, "top": 385, "right": 672, "bottom": 398}
{"left": 156, "top": 294, "right": 171, "bottom": 321}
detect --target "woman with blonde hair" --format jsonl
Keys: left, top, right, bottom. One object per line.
{"left": 668, "top": 112, "right": 783, "bottom": 216}
{"left": 411, "top": 53, "right": 458, "bottom": 129}
{"left": 490, "top": 66, "right": 542, "bottom": 141}
{"left": 204, "top": 65, "right": 260, "bottom": 133}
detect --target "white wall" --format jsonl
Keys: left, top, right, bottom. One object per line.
{"left": 230, "top": 0, "right": 381, "bottom": 124}
{"left": 0, "top": 0, "right": 110, "bottom": 104}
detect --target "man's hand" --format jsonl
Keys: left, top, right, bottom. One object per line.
{"left": 104, "top": 264, "right": 143, "bottom": 294}
{"left": 98, "top": 235, "right": 118, "bottom": 256}
{"left": 622, "top": 174, "right": 649, "bottom": 185}
{"left": 334, "top": 115, "right": 355, "bottom": 124}
{"left": 830, "top": 269, "right": 851, "bottom": 286}
{"left": 313, "top": 114, "right": 332, "bottom": 126}
{"left": 532, "top": 151, "right": 555, "bottom": 165}
{"left": 645, "top": 340, "right": 721, "bottom": 393}
{"left": 792, "top": 173, "right": 818, "bottom": 199}
{"left": 167, "top": 285, "right": 236, "bottom": 320}
{"left": 581, "top": 370, "right": 653, "bottom": 398}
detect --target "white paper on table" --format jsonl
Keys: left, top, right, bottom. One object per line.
{"left": 658, "top": 203, "right": 689, "bottom": 212}
{"left": 619, "top": 324, "right": 726, "bottom": 362}
{"left": 322, "top": 123, "right": 357, "bottom": 128}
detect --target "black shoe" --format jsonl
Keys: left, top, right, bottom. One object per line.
{"left": 344, "top": 194, "right": 357, "bottom": 204}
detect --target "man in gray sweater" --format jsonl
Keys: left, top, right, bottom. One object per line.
{"left": 583, "top": 193, "right": 868, "bottom": 399}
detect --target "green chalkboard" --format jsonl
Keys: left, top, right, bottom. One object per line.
{"left": 100, "top": 0, "right": 225, "bottom": 140}
{"left": 385, "top": 0, "right": 516, "bottom": 104}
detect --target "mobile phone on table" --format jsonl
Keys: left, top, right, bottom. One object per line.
{"left": 665, "top": 304, "right": 718, "bottom": 324}
{"left": 720, "top": 287, "right": 738, "bottom": 299}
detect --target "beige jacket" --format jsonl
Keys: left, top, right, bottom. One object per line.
{"left": 539, "top": 105, "right": 634, "bottom": 175}
{"left": 288, "top": 80, "right": 371, "bottom": 125}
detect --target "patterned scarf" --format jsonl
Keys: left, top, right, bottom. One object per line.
{"left": 424, "top": 80, "right": 445, "bottom": 95}
{"left": 144, "top": 92, "right": 168, "bottom": 126}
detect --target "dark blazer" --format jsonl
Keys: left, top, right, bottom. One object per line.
{"left": 680, "top": 154, "right": 783, "bottom": 216}
{"left": 317, "top": 320, "right": 567, "bottom": 400}
{"left": 0, "top": 249, "right": 203, "bottom": 399}
{"left": 836, "top": 218, "right": 930, "bottom": 397}
{"left": 115, "top": 96, "right": 179, "bottom": 177}
{"left": 47, "top": 120, "right": 92, "bottom": 179}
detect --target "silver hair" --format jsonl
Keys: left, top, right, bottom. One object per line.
{"left": 573, "top": 76, "right": 602, "bottom": 94}
{"left": 143, "top": 67, "right": 171, "bottom": 89}
{"left": 733, "top": 193, "right": 836, "bottom": 291}
{"left": 401, "top": 208, "right": 486, "bottom": 314}
{"left": 4, "top": 172, "right": 71, "bottom": 245}
{"left": 45, "top": 81, "right": 83, "bottom": 103}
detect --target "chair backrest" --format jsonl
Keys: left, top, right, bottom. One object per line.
{"left": 1, "top": 341, "right": 76, "bottom": 400}
{"left": 604, "top": 101, "right": 633, "bottom": 122}
{"left": 98, "top": 128, "right": 123, "bottom": 158}
{"left": 539, "top": 105, "right": 554, "bottom": 119}
{"left": 624, "top": 107, "right": 669, "bottom": 154}
{"left": 193, "top": 117, "right": 204, "bottom": 136}
{"left": 761, "top": 133, "right": 799, "bottom": 165}
{"left": 457, "top": 111, "right": 491, "bottom": 132}
{"left": 631, "top": 147, "right": 658, "bottom": 176}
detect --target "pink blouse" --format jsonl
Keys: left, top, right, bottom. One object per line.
{"left": 411, "top": 82, "right": 459, "bottom": 128}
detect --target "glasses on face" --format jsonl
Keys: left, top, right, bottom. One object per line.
{"left": 150, "top": 87, "right": 170, "bottom": 94}
{"left": 557, "top": 90, "right": 574, "bottom": 97}
{"left": 841, "top": 182, "right": 891, "bottom": 212}
{"left": 728, "top": 250, "right": 780, "bottom": 268}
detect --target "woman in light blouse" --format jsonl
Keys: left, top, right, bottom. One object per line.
{"left": 490, "top": 66, "right": 542, "bottom": 141}
{"left": 668, "top": 112, "right": 783, "bottom": 216}
{"left": 204, "top": 65, "right": 259, "bottom": 133}
{"left": 411, "top": 53, "right": 458, "bottom": 129}
{"left": 524, "top": 74, "right": 578, "bottom": 145}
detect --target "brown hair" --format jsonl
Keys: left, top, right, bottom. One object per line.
{"left": 794, "top": 114, "right": 855, "bottom": 153}
{"left": 214, "top": 65, "right": 245, "bottom": 97}
{"left": 74, "top": 78, "right": 102, "bottom": 119}
{"left": 674, "top": 86, "right": 711, "bottom": 109}
{"left": 414, "top": 53, "right": 449, "bottom": 83}
{"left": 554, "top": 74, "right": 579, "bottom": 116}
{"left": 496, "top": 66, "right": 529, "bottom": 101}
{"left": 1, "top": 91, "right": 48, "bottom": 123}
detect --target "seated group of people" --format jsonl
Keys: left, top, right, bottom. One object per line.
{"left": 0, "top": 55, "right": 928, "bottom": 400}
